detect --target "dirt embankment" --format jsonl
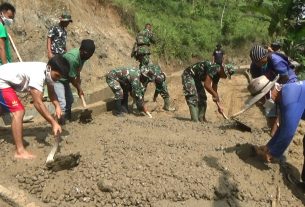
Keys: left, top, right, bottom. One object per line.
{"left": 7, "top": 0, "right": 143, "bottom": 93}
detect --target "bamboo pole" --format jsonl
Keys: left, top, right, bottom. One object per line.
{"left": 8, "top": 32, "right": 23, "bottom": 62}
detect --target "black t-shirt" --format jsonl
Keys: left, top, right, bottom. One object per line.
{"left": 213, "top": 49, "right": 224, "bottom": 65}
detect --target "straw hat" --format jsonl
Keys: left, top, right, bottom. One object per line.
{"left": 245, "top": 75, "right": 279, "bottom": 107}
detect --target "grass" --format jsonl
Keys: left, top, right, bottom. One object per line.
{"left": 107, "top": 0, "right": 271, "bottom": 61}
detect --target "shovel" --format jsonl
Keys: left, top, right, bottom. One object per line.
{"left": 45, "top": 134, "right": 81, "bottom": 171}
{"left": 216, "top": 102, "right": 252, "bottom": 132}
{"left": 79, "top": 95, "right": 92, "bottom": 123}
{"left": 46, "top": 134, "right": 60, "bottom": 164}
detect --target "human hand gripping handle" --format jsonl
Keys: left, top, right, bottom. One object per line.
{"left": 212, "top": 96, "right": 220, "bottom": 102}
{"left": 80, "top": 95, "right": 87, "bottom": 108}
{"left": 216, "top": 102, "right": 229, "bottom": 120}
{"left": 52, "top": 119, "right": 62, "bottom": 136}
{"left": 143, "top": 103, "right": 152, "bottom": 118}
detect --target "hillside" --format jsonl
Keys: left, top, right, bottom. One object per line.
{"left": 7, "top": 0, "right": 140, "bottom": 93}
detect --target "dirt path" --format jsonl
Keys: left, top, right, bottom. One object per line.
{"left": 1, "top": 74, "right": 305, "bottom": 207}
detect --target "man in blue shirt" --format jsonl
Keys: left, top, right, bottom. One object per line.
{"left": 250, "top": 45, "right": 297, "bottom": 84}
{"left": 249, "top": 45, "right": 298, "bottom": 136}
{"left": 212, "top": 44, "right": 225, "bottom": 65}
{"left": 246, "top": 75, "right": 305, "bottom": 184}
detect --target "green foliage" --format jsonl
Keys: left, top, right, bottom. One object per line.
{"left": 110, "top": 0, "right": 270, "bottom": 61}
{"left": 247, "top": 0, "right": 304, "bottom": 77}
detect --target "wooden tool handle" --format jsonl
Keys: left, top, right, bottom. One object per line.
{"left": 231, "top": 106, "right": 251, "bottom": 118}
{"left": 216, "top": 102, "right": 229, "bottom": 120}
{"left": 8, "top": 33, "right": 23, "bottom": 62}
{"left": 80, "top": 95, "right": 87, "bottom": 108}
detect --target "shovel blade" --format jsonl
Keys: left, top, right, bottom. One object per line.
{"left": 46, "top": 136, "right": 60, "bottom": 164}
{"left": 233, "top": 118, "right": 252, "bottom": 132}
{"left": 79, "top": 109, "right": 93, "bottom": 123}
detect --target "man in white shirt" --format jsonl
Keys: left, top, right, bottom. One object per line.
{"left": 0, "top": 55, "right": 69, "bottom": 159}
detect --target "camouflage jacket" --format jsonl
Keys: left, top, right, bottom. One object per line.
{"left": 133, "top": 28, "right": 156, "bottom": 55}
{"left": 47, "top": 25, "right": 67, "bottom": 55}
{"left": 140, "top": 64, "right": 169, "bottom": 99}
{"left": 107, "top": 67, "right": 145, "bottom": 100}
{"left": 136, "top": 28, "right": 155, "bottom": 46}
{"left": 183, "top": 61, "right": 220, "bottom": 84}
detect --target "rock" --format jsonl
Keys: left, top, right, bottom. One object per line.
{"left": 17, "top": 176, "right": 26, "bottom": 183}
{"left": 83, "top": 197, "right": 91, "bottom": 202}
{"left": 97, "top": 179, "right": 113, "bottom": 192}
{"left": 98, "top": 52, "right": 108, "bottom": 59}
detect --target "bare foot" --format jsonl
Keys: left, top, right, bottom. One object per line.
{"left": 253, "top": 145, "right": 272, "bottom": 162}
{"left": 14, "top": 150, "right": 36, "bottom": 159}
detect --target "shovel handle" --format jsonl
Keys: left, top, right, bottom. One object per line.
{"left": 231, "top": 106, "right": 251, "bottom": 118}
{"left": 80, "top": 95, "right": 87, "bottom": 108}
{"left": 216, "top": 102, "right": 229, "bottom": 120}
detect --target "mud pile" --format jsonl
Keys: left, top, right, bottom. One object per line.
{"left": 0, "top": 110, "right": 301, "bottom": 207}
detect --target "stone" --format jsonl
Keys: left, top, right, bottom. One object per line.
{"left": 97, "top": 179, "right": 113, "bottom": 192}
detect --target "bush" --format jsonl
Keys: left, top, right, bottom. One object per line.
{"left": 111, "top": 0, "right": 270, "bottom": 61}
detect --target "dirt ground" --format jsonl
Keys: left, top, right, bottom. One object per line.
{"left": 1, "top": 0, "right": 305, "bottom": 206}
{"left": 1, "top": 73, "right": 305, "bottom": 207}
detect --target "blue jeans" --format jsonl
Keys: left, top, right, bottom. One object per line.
{"left": 54, "top": 81, "right": 74, "bottom": 115}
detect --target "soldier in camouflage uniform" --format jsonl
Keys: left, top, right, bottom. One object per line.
{"left": 182, "top": 61, "right": 235, "bottom": 122}
{"left": 47, "top": 12, "right": 72, "bottom": 59}
{"left": 46, "top": 12, "right": 72, "bottom": 101}
{"left": 106, "top": 67, "right": 149, "bottom": 117}
{"left": 131, "top": 23, "right": 156, "bottom": 68}
{"left": 140, "top": 64, "right": 175, "bottom": 111}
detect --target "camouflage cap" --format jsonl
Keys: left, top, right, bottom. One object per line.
{"left": 60, "top": 12, "right": 72, "bottom": 22}
{"left": 209, "top": 62, "right": 221, "bottom": 72}
{"left": 223, "top": 64, "right": 236, "bottom": 79}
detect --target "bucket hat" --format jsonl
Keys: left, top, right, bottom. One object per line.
{"left": 245, "top": 75, "right": 279, "bottom": 108}
{"left": 250, "top": 45, "right": 268, "bottom": 63}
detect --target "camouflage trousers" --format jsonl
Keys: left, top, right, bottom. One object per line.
{"left": 181, "top": 71, "right": 207, "bottom": 107}
{"left": 106, "top": 77, "right": 130, "bottom": 101}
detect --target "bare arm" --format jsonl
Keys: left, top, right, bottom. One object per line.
{"left": 212, "top": 82, "right": 218, "bottom": 94}
{"left": 70, "top": 76, "right": 83, "bottom": 97}
{"left": 203, "top": 75, "right": 218, "bottom": 99}
{"left": 0, "top": 38, "right": 7, "bottom": 64}
{"left": 47, "top": 84, "right": 62, "bottom": 119}
{"left": 29, "top": 87, "right": 61, "bottom": 135}
{"left": 204, "top": 75, "right": 223, "bottom": 113}
{"left": 47, "top": 37, "right": 53, "bottom": 59}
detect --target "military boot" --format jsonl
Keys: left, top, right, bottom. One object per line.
{"left": 198, "top": 104, "right": 207, "bottom": 122}
{"left": 113, "top": 99, "right": 124, "bottom": 117}
{"left": 188, "top": 105, "right": 199, "bottom": 122}
{"left": 163, "top": 97, "right": 175, "bottom": 111}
